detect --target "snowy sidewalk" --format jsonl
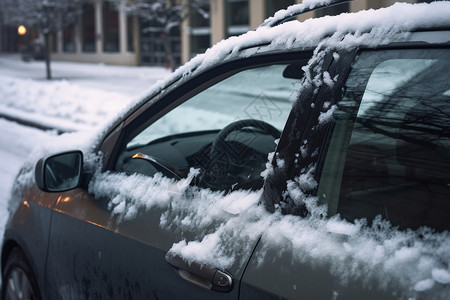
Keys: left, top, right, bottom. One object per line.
{"left": 0, "top": 54, "right": 171, "bottom": 132}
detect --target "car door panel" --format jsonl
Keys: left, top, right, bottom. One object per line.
{"left": 46, "top": 188, "right": 244, "bottom": 299}
{"left": 240, "top": 240, "right": 401, "bottom": 300}
{"left": 4, "top": 185, "right": 59, "bottom": 299}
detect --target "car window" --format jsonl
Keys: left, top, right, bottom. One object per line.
{"left": 115, "top": 62, "right": 304, "bottom": 191}
{"left": 318, "top": 49, "right": 450, "bottom": 231}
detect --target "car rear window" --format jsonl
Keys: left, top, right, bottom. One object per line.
{"left": 318, "top": 48, "right": 450, "bottom": 231}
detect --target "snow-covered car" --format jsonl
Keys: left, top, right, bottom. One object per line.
{"left": 2, "top": 1, "right": 450, "bottom": 299}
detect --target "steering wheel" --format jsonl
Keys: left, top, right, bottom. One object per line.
{"left": 205, "top": 119, "right": 281, "bottom": 190}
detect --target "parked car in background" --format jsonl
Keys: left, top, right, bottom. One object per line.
{"left": 2, "top": 1, "right": 450, "bottom": 299}
{"left": 20, "top": 39, "right": 45, "bottom": 62}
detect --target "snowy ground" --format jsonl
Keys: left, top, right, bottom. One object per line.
{"left": 0, "top": 54, "right": 171, "bottom": 241}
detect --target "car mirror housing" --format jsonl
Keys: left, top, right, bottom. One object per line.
{"left": 35, "top": 150, "right": 83, "bottom": 193}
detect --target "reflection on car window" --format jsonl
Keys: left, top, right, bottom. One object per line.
{"left": 319, "top": 49, "right": 450, "bottom": 231}
{"left": 116, "top": 62, "right": 304, "bottom": 191}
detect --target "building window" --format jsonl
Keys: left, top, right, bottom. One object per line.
{"left": 127, "top": 15, "right": 134, "bottom": 52}
{"left": 190, "top": 34, "right": 210, "bottom": 59}
{"left": 103, "top": 2, "right": 119, "bottom": 52}
{"left": 190, "top": 1, "right": 210, "bottom": 28}
{"left": 63, "top": 24, "right": 76, "bottom": 52}
{"left": 169, "top": 27, "right": 181, "bottom": 67}
{"left": 315, "top": 3, "right": 349, "bottom": 17}
{"left": 1, "top": 25, "right": 19, "bottom": 52}
{"left": 140, "top": 30, "right": 164, "bottom": 66}
{"left": 49, "top": 33, "right": 57, "bottom": 53}
{"left": 226, "top": 0, "right": 249, "bottom": 38}
{"left": 265, "top": 0, "right": 295, "bottom": 18}
{"left": 189, "top": 1, "right": 210, "bottom": 58}
{"left": 140, "top": 18, "right": 165, "bottom": 66}
{"left": 140, "top": 18, "right": 181, "bottom": 67}
{"left": 82, "top": 3, "right": 96, "bottom": 52}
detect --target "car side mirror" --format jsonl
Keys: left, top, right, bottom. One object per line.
{"left": 35, "top": 150, "right": 83, "bottom": 192}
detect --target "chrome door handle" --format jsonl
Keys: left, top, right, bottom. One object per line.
{"left": 165, "top": 251, "right": 234, "bottom": 292}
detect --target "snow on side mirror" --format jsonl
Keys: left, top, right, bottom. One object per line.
{"left": 35, "top": 150, "right": 83, "bottom": 192}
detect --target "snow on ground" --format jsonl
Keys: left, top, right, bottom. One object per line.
{"left": 0, "top": 54, "right": 171, "bottom": 239}
{"left": 0, "top": 54, "right": 171, "bottom": 132}
{"left": 0, "top": 54, "right": 170, "bottom": 97}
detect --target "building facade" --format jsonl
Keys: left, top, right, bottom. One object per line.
{"left": 49, "top": 0, "right": 139, "bottom": 66}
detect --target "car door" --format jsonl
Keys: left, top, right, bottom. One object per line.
{"left": 239, "top": 47, "right": 450, "bottom": 299}
{"left": 44, "top": 51, "right": 312, "bottom": 299}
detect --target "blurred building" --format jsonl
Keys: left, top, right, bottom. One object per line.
{"left": 49, "top": 0, "right": 140, "bottom": 65}
{"left": 0, "top": 0, "right": 430, "bottom": 68}
{"left": 0, "top": 22, "right": 18, "bottom": 52}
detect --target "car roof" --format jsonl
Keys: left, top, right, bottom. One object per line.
{"left": 259, "top": 0, "right": 353, "bottom": 28}
{"left": 102, "top": 1, "right": 450, "bottom": 148}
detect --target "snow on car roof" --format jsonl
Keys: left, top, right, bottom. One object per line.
{"left": 177, "top": 1, "right": 450, "bottom": 77}
{"left": 260, "top": 0, "right": 346, "bottom": 27}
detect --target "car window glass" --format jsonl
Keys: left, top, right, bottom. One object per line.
{"left": 115, "top": 62, "right": 303, "bottom": 191}
{"left": 318, "top": 49, "right": 450, "bottom": 231}
{"left": 128, "top": 64, "right": 293, "bottom": 146}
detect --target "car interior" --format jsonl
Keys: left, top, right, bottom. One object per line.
{"left": 114, "top": 62, "right": 305, "bottom": 191}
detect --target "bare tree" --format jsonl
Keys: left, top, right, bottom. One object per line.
{"left": 110, "top": 0, "right": 209, "bottom": 70}
{"left": 0, "top": 0, "right": 80, "bottom": 79}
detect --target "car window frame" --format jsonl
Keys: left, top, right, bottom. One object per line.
{"left": 262, "top": 48, "right": 358, "bottom": 212}
{"left": 101, "top": 51, "right": 315, "bottom": 175}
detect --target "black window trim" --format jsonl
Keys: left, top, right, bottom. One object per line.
{"left": 262, "top": 48, "right": 358, "bottom": 213}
